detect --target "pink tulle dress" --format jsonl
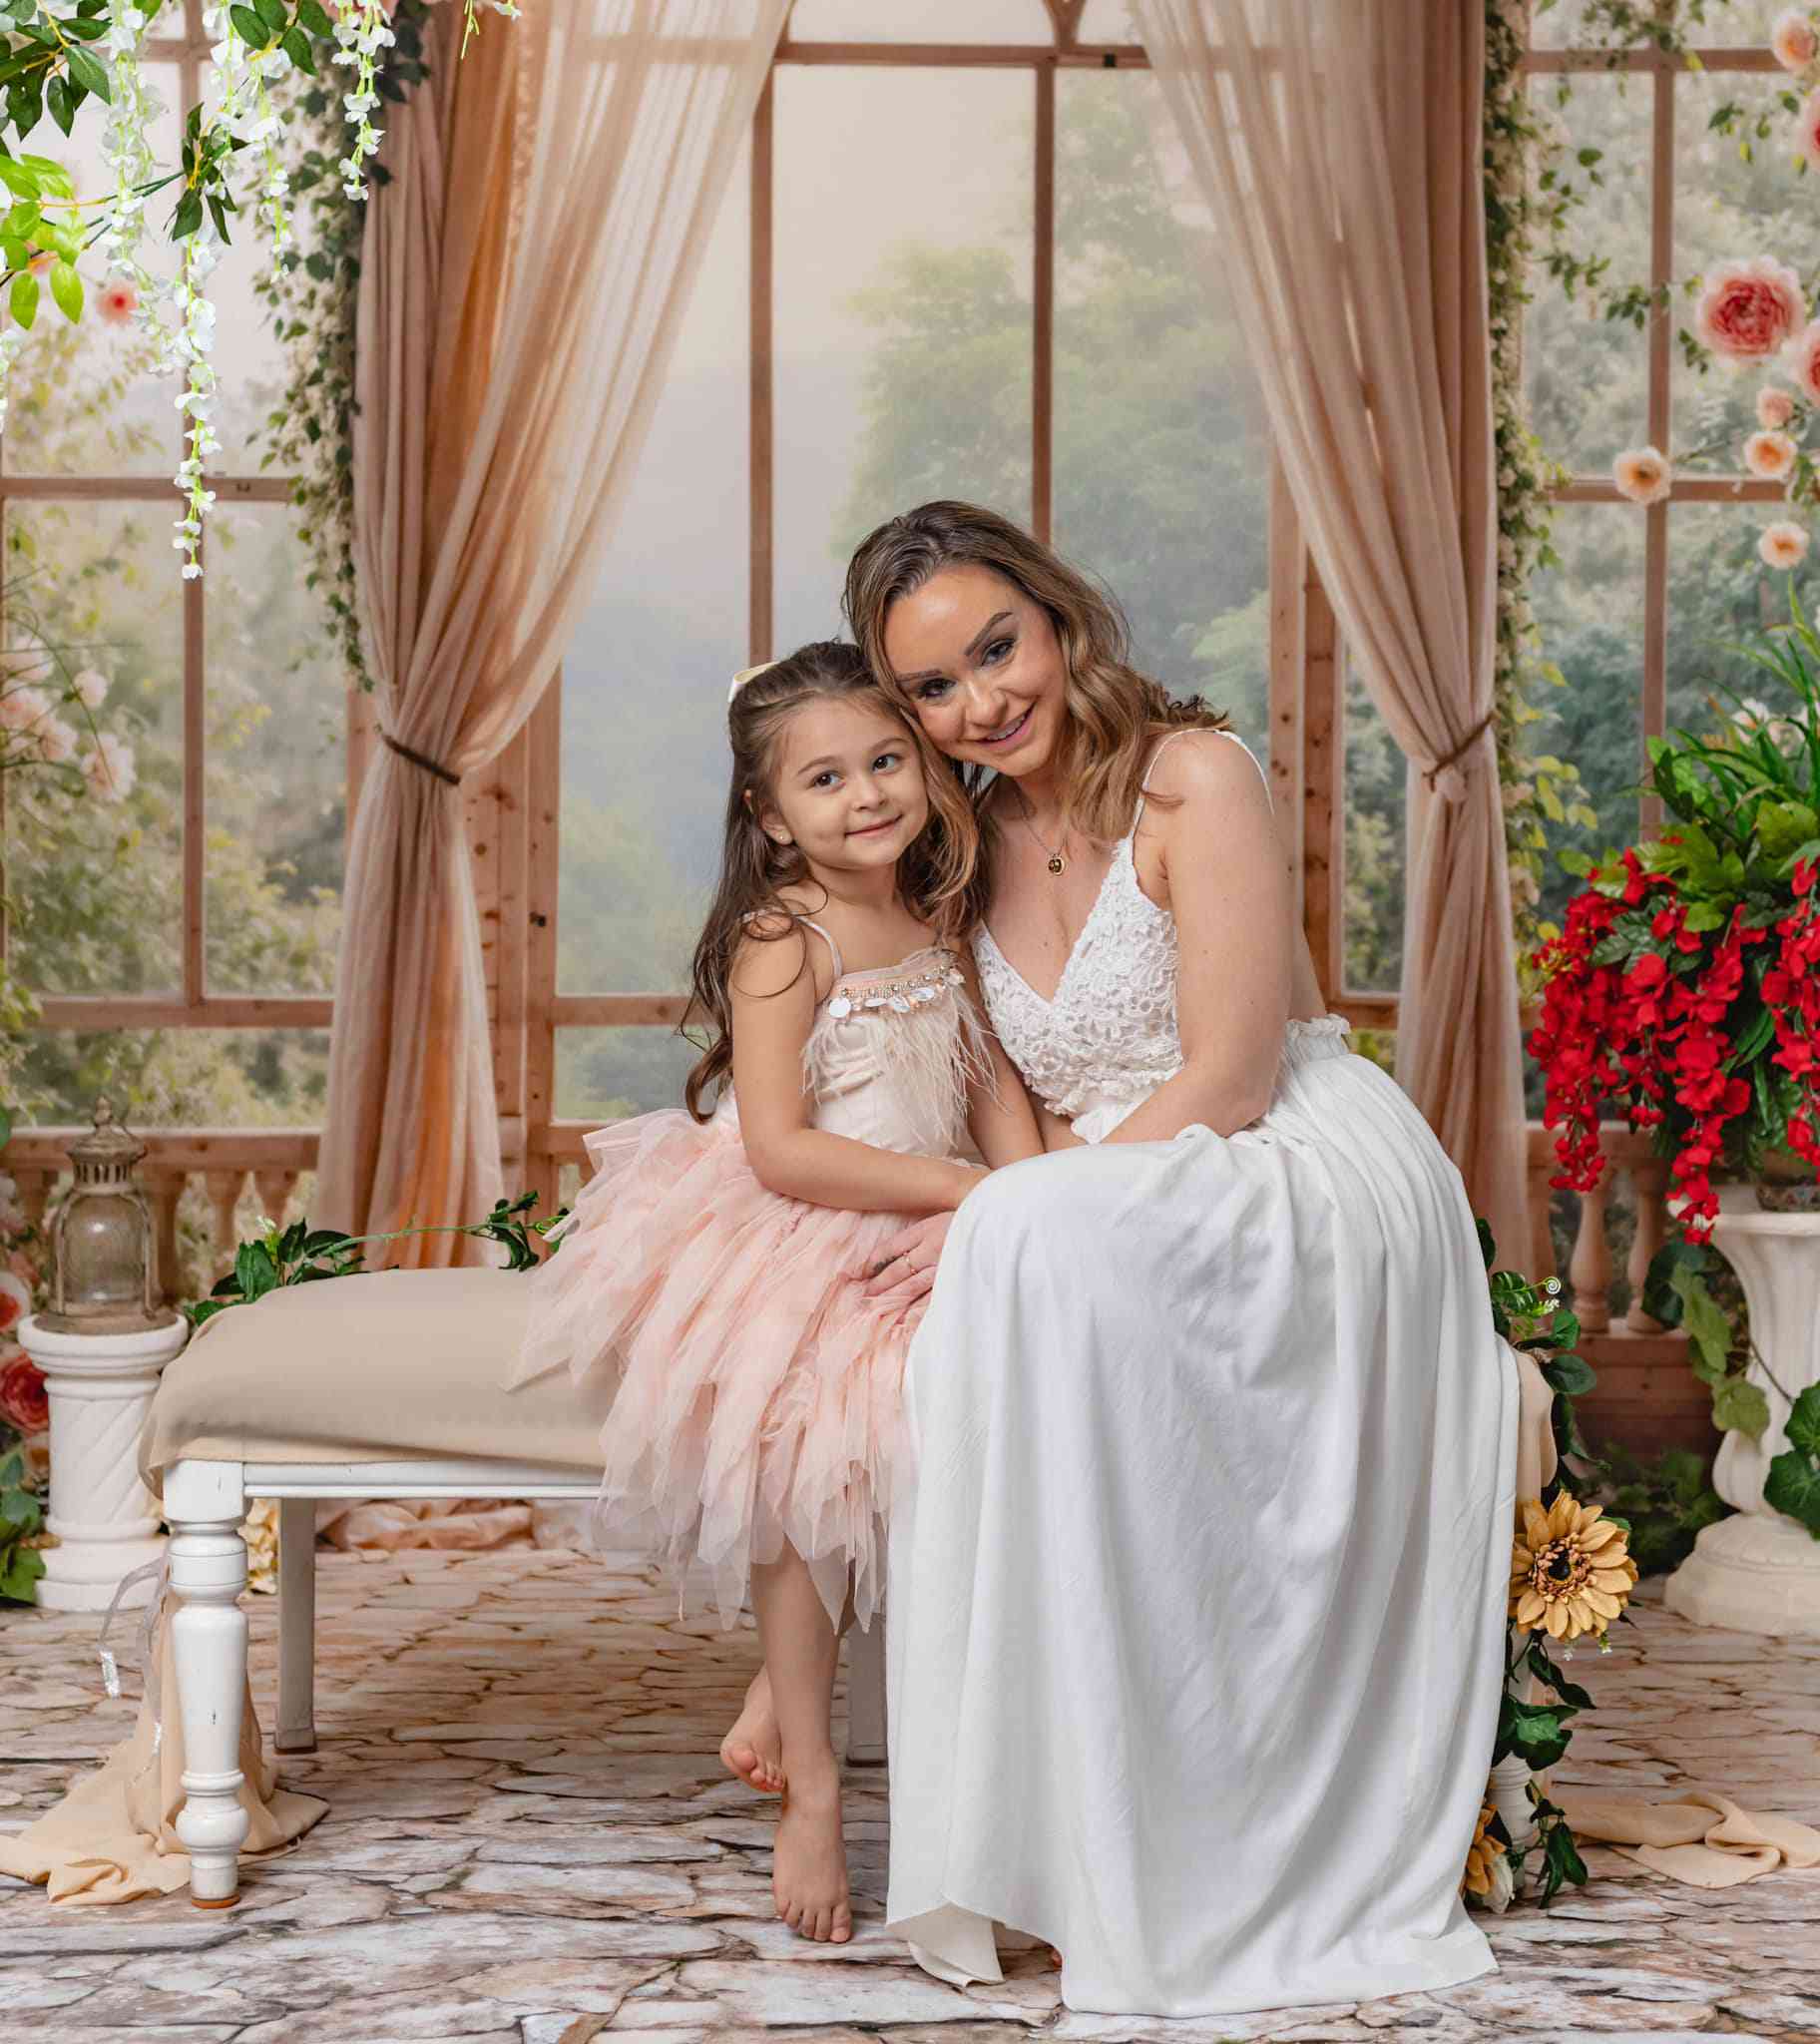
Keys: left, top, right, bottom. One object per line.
{"left": 509, "top": 920, "right": 985, "bottom": 1632}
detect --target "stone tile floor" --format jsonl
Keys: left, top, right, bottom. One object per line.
{"left": 2, "top": 1549, "right": 1819, "bottom": 2044}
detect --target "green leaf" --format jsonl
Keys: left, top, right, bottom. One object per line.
{"left": 1786, "top": 1382, "right": 1820, "bottom": 1459}
{"left": 298, "top": 0, "right": 335, "bottom": 30}
{"left": 171, "top": 186, "right": 203, "bottom": 240}
{"left": 61, "top": 42, "right": 110, "bottom": 102}
{"left": 1764, "top": 1445, "right": 1820, "bottom": 1539}
{"left": 229, "top": 3, "right": 269, "bottom": 45}
{"left": 0, "top": 158, "right": 34, "bottom": 201}
{"left": 1539, "top": 1811, "right": 1590, "bottom": 1901}
{"left": 47, "top": 256, "right": 79, "bottom": 322}
{"left": 277, "top": 1219, "right": 308, "bottom": 1264}
{"left": 1542, "top": 1352, "right": 1597, "bottom": 1398}
{"left": 280, "top": 24, "right": 314, "bottom": 72}
{"left": 45, "top": 71, "right": 74, "bottom": 137}
{"left": 0, "top": 1541, "right": 44, "bottom": 1602}
{"left": 1711, "top": 1376, "right": 1771, "bottom": 1439}
{"left": 234, "top": 1239, "right": 278, "bottom": 1304}
{"left": 0, "top": 1103, "right": 11, "bottom": 1149}
{"left": 253, "top": 0, "right": 287, "bottom": 27}
{"left": 1669, "top": 1266, "right": 1733, "bottom": 1384}
{"left": 8, "top": 266, "right": 38, "bottom": 328}
{"left": 1757, "top": 798, "right": 1819, "bottom": 861}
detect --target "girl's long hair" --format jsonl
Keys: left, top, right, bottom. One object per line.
{"left": 842, "top": 500, "right": 1230, "bottom": 928}
{"left": 683, "top": 640, "right": 976, "bottom": 1121}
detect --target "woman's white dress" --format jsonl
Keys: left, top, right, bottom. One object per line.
{"left": 884, "top": 734, "right": 1520, "bottom": 2018}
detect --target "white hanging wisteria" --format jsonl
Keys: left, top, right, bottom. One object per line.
{"left": 330, "top": 1, "right": 394, "bottom": 201}
{"left": 0, "top": 0, "right": 516, "bottom": 578}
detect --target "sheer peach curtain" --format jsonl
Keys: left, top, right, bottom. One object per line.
{"left": 317, "top": 0, "right": 789, "bottom": 1259}
{"left": 1131, "top": 0, "right": 1529, "bottom": 1262}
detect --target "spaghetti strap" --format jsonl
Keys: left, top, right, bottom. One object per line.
{"left": 796, "top": 915, "right": 844, "bottom": 982}
{"left": 1136, "top": 727, "right": 1272, "bottom": 826}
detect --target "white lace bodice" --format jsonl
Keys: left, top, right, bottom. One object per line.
{"left": 972, "top": 731, "right": 1343, "bottom": 1144}
{"left": 974, "top": 833, "right": 1187, "bottom": 1145}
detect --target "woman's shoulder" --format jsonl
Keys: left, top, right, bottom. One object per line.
{"left": 1141, "top": 726, "right": 1271, "bottom": 810}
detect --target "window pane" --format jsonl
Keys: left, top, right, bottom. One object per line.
{"left": 556, "top": 1026, "right": 699, "bottom": 1122}
{"left": 1673, "top": 69, "right": 1811, "bottom": 462}
{"left": 1674, "top": 2, "right": 1785, "bottom": 41}
{"left": 1530, "top": 0, "right": 1610, "bottom": 44}
{"left": 787, "top": 0, "right": 1052, "bottom": 41}
{"left": 4, "top": 500, "right": 185, "bottom": 995}
{"left": 1667, "top": 500, "right": 1820, "bottom": 739}
{"left": 772, "top": 66, "right": 1033, "bottom": 652}
{"left": 1054, "top": 70, "right": 1271, "bottom": 759}
{"left": 1528, "top": 503, "right": 1645, "bottom": 931}
{"left": 1523, "top": 73, "right": 1652, "bottom": 476}
{"left": 558, "top": 144, "right": 747, "bottom": 996}
{"left": 204, "top": 501, "right": 344, "bottom": 994}
{"left": 18, "top": 1028, "right": 330, "bottom": 1128}
{"left": 1342, "top": 659, "right": 1405, "bottom": 996}
{"left": 1076, "top": 0, "right": 1137, "bottom": 41}
{"left": 2, "top": 67, "right": 184, "bottom": 475}
{"left": 210, "top": 176, "right": 296, "bottom": 474}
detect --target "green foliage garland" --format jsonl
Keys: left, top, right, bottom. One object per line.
{"left": 254, "top": 0, "right": 433, "bottom": 692}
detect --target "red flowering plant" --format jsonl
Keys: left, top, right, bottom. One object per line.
{"left": 1533, "top": 606, "right": 1820, "bottom": 1240}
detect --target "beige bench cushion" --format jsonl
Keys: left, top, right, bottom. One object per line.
{"left": 139, "top": 1268, "right": 609, "bottom": 1483}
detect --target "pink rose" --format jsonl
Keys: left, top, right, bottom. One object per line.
{"left": 1774, "top": 10, "right": 1819, "bottom": 73}
{"left": 0, "top": 1353, "right": 47, "bottom": 1433}
{"left": 1613, "top": 445, "right": 1671, "bottom": 505}
{"left": 1800, "top": 84, "right": 1820, "bottom": 171}
{"left": 1694, "top": 257, "right": 1805, "bottom": 360}
{"left": 1760, "top": 520, "right": 1810, "bottom": 569}
{"left": 1791, "top": 319, "right": 1820, "bottom": 404}
{"left": 1758, "top": 386, "right": 1797, "bottom": 428}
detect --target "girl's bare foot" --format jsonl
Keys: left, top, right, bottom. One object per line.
{"left": 721, "top": 1665, "right": 784, "bottom": 1793}
{"left": 771, "top": 1752, "right": 852, "bottom": 1943}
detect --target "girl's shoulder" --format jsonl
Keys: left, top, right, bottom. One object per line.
{"left": 732, "top": 902, "right": 841, "bottom": 1006}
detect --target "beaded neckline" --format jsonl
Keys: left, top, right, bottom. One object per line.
{"left": 825, "top": 945, "right": 964, "bottom": 1022}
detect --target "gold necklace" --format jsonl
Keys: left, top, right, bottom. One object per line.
{"left": 1013, "top": 790, "right": 1069, "bottom": 876}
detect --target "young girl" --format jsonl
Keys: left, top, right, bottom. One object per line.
{"left": 511, "top": 641, "right": 1039, "bottom": 1946}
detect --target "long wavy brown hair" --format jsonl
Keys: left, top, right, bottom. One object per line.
{"left": 683, "top": 640, "right": 975, "bottom": 1121}
{"left": 842, "top": 501, "right": 1230, "bottom": 925}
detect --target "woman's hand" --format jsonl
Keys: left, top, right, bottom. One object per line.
{"left": 861, "top": 1211, "right": 955, "bottom": 1301}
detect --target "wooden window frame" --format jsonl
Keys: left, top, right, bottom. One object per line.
{"left": 0, "top": 0, "right": 329, "bottom": 1037}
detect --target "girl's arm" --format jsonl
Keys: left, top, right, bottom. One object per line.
{"left": 955, "top": 948, "right": 1046, "bottom": 1168}
{"left": 730, "top": 924, "right": 982, "bottom": 1214}
{"left": 1101, "top": 733, "right": 1291, "bottom": 1146}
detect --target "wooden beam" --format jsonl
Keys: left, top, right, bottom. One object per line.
{"left": 35, "top": 996, "right": 333, "bottom": 1030}
{"left": 749, "top": 69, "right": 774, "bottom": 665}
{"left": 1266, "top": 458, "right": 1303, "bottom": 905}
{"left": 1640, "top": 49, "right": 1674, "bottom": 837}
{"left": 1301, "top": 556, "right": 1340, "bottom": 1009}
{"left": 1032, "top": 60, "right": 1056, "bottom": 544}
{"left": 551, "top": 994, "right": 689, "bottom": 1029}
{"left": 184, "top": 526, "right": 206, "bottom": 1004}
{"left": 523, "top": 683, "right": 561, "bottom": 1218}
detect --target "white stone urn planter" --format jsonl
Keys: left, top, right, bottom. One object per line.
{"left": 21, "top": 1312, "right": 188, "bottom": 1612}
{"left": 1665, "top": 1188, "right": 1820, "bottom": 1639}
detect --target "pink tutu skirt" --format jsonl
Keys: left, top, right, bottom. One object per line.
{"left": 514, "top": 1108, "right": 926, "bottom": 1630}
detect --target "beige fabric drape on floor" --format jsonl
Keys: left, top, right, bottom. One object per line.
{"left": 1131, "top": 0, "right": 1529, "bottom": 1262}
{"left": 317, "top": 0, "right": 789, "bottom": 1261}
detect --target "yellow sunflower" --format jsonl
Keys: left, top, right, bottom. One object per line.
{"left": 1461, "top": 1796, "right": 1505, "bottom": 1897}
{"left": 1509, "top": 1493, "right": 1637, "bottom": 1642}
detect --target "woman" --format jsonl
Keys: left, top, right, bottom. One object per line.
{"left": 844, "top": 502, "right": 1521, "bottom": 2018}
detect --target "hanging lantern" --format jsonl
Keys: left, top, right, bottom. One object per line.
{"left": 39, "top": 1097, "right": 178, "bottom": 1335}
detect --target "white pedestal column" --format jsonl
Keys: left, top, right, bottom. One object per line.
{"left": 1665, "top": 1190, "right": 1820, "bottom": 1639}
{"left": 21, "top": 1313, "right": 188, "bottom": 1613}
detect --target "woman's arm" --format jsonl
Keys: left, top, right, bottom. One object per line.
{"left": 1102, "top": 733, "right": 1291, "bottom": 1146}
{"left": 730, "top": 926, "right": 981, "bottom": 1214}
{"left": 955, "top": 948, "right": 1046, "bottom": 1168}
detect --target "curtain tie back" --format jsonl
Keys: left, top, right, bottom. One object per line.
{"left": 1421, "top": 713, "right": 1495, "bottom": 804}
{"left": 380, "top": 731, "right": 461, "bottom": 787}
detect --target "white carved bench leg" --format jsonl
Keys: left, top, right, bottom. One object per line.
{"left": 275, "top": 1497, "right": 317, "bottom": 1755}
{"left": 846, "top": 1614, "right": 886, "bottom": 1767}
{"left": 166, "top": 1459, "right": 250, "bottom": 1908}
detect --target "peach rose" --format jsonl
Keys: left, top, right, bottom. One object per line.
{"left": 1758, "top": 386, "right": 1797, "bottom": 428}
{"left": 1760, "top": 520, "right": 1811, "bottom": 569}
{"left": 1746, "top": 428, "right": 1798, "bottom": 480}
{"left": 1695, "top": 257, "right": 1805, "bottom": 360}
{"left": 1774, "top": 10, "right": 1819, "bottom": 72}
{"left": 0, "top": 1352, "right": 47, "bottom": 1433}
{"left": 1613, "top": 445, "right": 1671, "bottom": 505}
